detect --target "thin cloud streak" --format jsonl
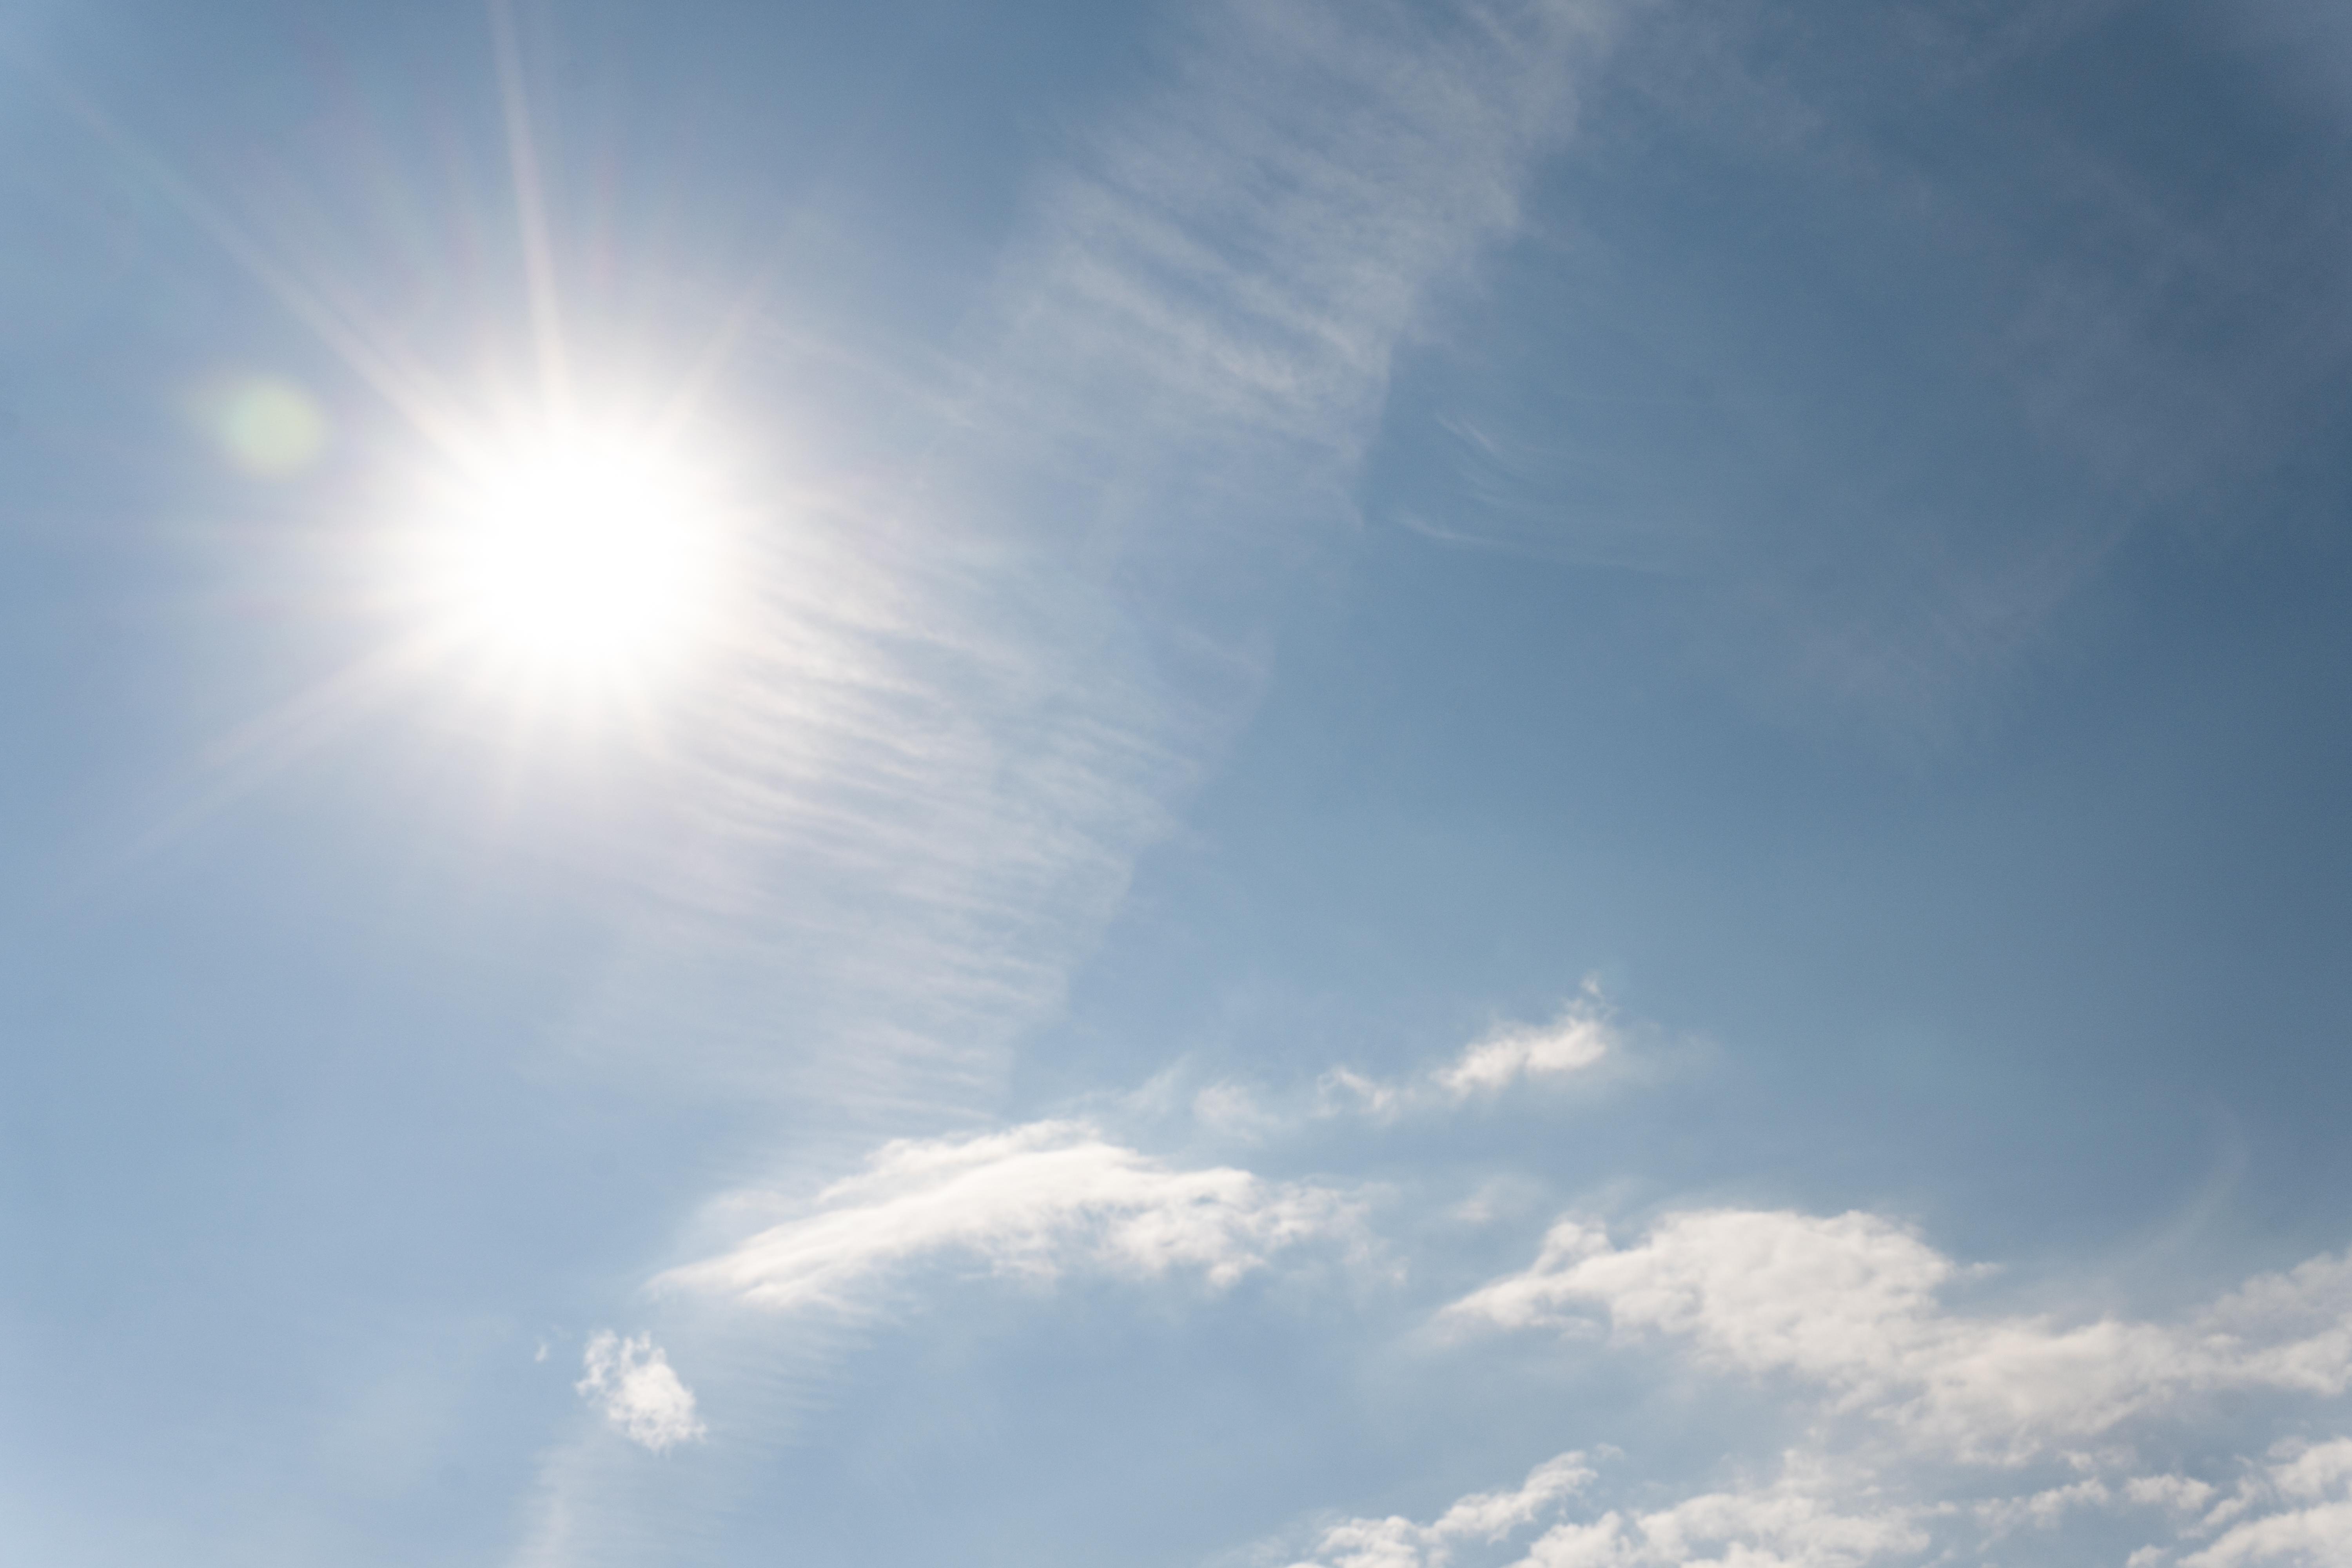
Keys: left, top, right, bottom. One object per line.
{"left": 660, "top": 1120, "right": 1367, "bottom": 1314}
{"left": 517, "top": 2, "right": 1637, "bottom": 1556}
{"left": 579, "top": 0, "right": 1641, "bottom": 1120}
{"left": 974, "top": 0, "right": 1624, "bottom": 481}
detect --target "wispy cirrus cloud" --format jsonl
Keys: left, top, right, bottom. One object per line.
{"left": 659, "top": 1120, "right": 1368, "bottom": 1314}
{"left": 575, "top": 0, "right": 1642, "bottom": 1131}
{"left": 979, "top": 0, "right": 1624, "bottom": 470}
{"left": 518, "top": 0, "right": 1637, "bottom": 1553}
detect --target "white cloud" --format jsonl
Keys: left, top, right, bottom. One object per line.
{"left": 554, "top": 0, "right": 1644, "bottom": 1144}
{"left": 1365, "top": 1208, "right": 2352, "bottom": 1564}
{"left": 1270, "top": 1439, "right": 2352, "bottom": 1568}
{"left": 1519, "top": 1471, "right": 1929, "bottom": 1568}
{"left": 1288, "top": 1451, "right": 1598, "bottom": 1568}
{"left": 1434, "top": 1009, "right": 1616, "bottom": 1099}
{"left": 990, "top": 0, "right": 1623, "bottom": 466}
{"left": 1194, "top": 1080, "right": 1287, "bottom": 1140}
{"left": 576, "top": 1332, "right": 706, "bottom": 1453}
{"left": 1975, "top": 1476, "right": 2112, "bottom": 1536}
{"left": 1450, "top": 1208, "right": 2352, "bottom": 1461}
{"left": 1322, "top": 987, "right": 1623, "bottom": 1123}
{"left": 2128, "top": 1474, "right": 2218, "bottom": 1513}
{"left": 1281, "top": 1451, "right": 1927, "bottom": 1568}
{"left": 2177, "top": 1440, "right": 2352, "bottom": 1567}
{"left": 658, "top": 1120, "right": 1364, "bottom": 1312}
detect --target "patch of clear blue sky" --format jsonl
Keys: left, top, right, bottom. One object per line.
{"left": 6, "top": 0, "right": 2352, "bottom": 1564}
{"left": 1035, "top": 0, "right": 2352, "bottom": 1261}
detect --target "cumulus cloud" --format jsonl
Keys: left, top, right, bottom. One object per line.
{"left": 1450, "top": 1208, "right": 2352, "bottom": 1461}
{"left": 576, "top": 1331, "right": 706, "bottom": 1453}
{"left": 1288, "top": 1452, "right": 1598, "bottom": 1568}
{"left": 2179, "top": 1439, "right": 2352, "bottom": 1567}
{"left": 658, "top": 1120, "right": 1364, "bottom": 1312}
{"left": 1351, "top": 1207, "right": 2352, "bottom": 1564}
{"left": 1974, "top": 1476, "right": 2114, "bottom": 1537}
{"left": 1280, "top": 1450, "right": 1927, "bottom": 1568}
{"left": 1272, "top": 1441, "right": 2347, "bottom": 1568}
{"left": 1517, "top": 1467, "right": 1928, "bottom": 1568}
{"left": 1434, "top": 1011, "right": 1615, "bottom": 1098}
{"left": 1321, "top": 987, "right": 1622, "bottom": 1122}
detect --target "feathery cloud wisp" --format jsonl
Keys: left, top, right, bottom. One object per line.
{"left": 660, "top": 1120, "right": 1365, "bottom": 1313}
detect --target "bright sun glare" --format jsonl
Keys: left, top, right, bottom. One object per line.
{"left": 421, "top": 421, "right": 724, "bottom": 685}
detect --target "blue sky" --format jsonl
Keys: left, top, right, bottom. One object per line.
{"left": 8, "top": 1, "right": 2352, "bottom": 1564}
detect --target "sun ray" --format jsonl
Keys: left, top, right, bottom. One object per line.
{"left": 9, "top": 49, "right": 477, "bottom": 462}
{"left": 84, "top": 626, "right": 464, "bottom": 883}
{"left": 655, "top": 258, "right": 784, "bottom": 446}
{"left": 17, "top": 10, "right": 745, "bottom": 880}
{"left": 488, "top": 0, "right": 572, "bottom": 422}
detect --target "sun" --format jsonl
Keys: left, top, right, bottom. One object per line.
{"left": 414, "top": 416, "right": 727, "bottom": 688}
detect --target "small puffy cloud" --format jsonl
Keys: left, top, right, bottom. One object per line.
{"left": 2179, "top": 1440, "right": 2352, "bottom": 1567}
{"left": 1434, "top": 1008, "right": 1614, "bottom": 1098}
{"left": 1518, "top": 1471, "right": 1930, "bottom": 1568}
{"left": 2265, "top": 1438, "right": 2352, "bottom": 1502}
{"left": 1322, "top": 986, "right": 1622, "bottom": 1123}
{"left": 2127, "top": 1475, "right": 2216, "bottom": 1513}
{"left": 659, "top": 1119, "right": 1363, "bottom": 1312}
{"left": 1288, "top": 1451, "right": 1597, "bottom": 1568}
{"left": 1975, "top": 1477, "right": 2112, "bottom": 1536}
{"left": 2187, "top": 1501, "right": 2352, "bottom": 1567}
{"left": 2198, "top": 1252, "right": 2352, "bottom": 1394}
{"left": 1450, "top": 1208, "right": 2352, "bottom": 1461}
{"left": 1319, "top": 1066, "right": 1410, "bottom": 1122}
{"left": 577, "top": 1332, "right": 706, "bottom": 1452}
{"left": 1282, "top": 1451, "right": 1922, "bottom": 1568}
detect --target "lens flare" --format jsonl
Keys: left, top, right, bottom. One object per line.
{"left": 203, "top": 374, "right": 329, "bottom": 477}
